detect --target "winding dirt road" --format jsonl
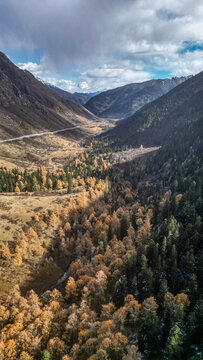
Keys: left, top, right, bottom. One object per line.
{"left": 0, "top": 125, "right": 81, "bottom": 143}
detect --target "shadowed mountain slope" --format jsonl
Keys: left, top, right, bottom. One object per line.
{"left": 45, "top": 83, "right": 99, "bottom": 105}
{"left": 85, "top": 77, "right": 189, "bottom": 120}
{"left": 0, "top": 52, "right": 97, "bottom": 141}
{"left": 106, "top": 71, "right": 203, "bottom": 146}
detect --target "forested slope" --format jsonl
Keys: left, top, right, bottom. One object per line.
{"left": 107, "top": 71, "right": 203, "bottom": 146}
{"left": 85, "top": 77, "right": 188, "bottom": 120}
{"left": 0, "top": 113, "right": 202, "bottom": 359}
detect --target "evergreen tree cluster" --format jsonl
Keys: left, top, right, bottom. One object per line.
{"left": 0, "top": 121, "right": 202, "bottom": 359}
{"left": 0, "top": 152, "right": 113, "bottom": 193}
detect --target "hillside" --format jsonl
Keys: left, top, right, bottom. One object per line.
{"left": 107, "top": 70, "right": 203, "bottom": 146}
{"left": 0, "top": 52, "right": 111, "bottom": 168}
{"left": 46, "top": 83, "right": 99, "bottom": 105}
{"left": 85, "top": 76, "right": 188, "bottom": 120}
{"left": 0, "top": 111, "right": 202, "bottom": 359}
{"left": 0, "top": 52, "right": 97, "bottom": 142}
{"left": 0, "top": 66, "right": 202, "bottom": 358}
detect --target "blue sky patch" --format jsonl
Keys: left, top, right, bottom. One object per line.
{"left": 178, "top": 41, "right": 203, "bottom": 54}
{"left": 7, "top": 49, "right": 42, "bottom": 65}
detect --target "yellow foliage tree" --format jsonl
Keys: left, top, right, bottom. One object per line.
{"left": 34, "top": 212, "right": 40, "bottom": 222}
{"left": 1, "top": 241, "right": 11, "bottom": 260}
{"left": 65, "top": 277, "right": 78, "bottom": 300}
{"left": 15, "top": 184, "right": 20, "bottom": 193}
{"left": 19, "top": 351, "right": 34, "bottom": 360}
{"left": 4, "top": 339, "right": 17, "bottom": 360}
{"left": 56, "top": 179, "right": 63, "bottom": 190}
{"left": 13, "top": 245, "right": 23, "bottom": 266}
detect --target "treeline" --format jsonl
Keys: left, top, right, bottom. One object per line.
{"left": 0, "top": 127, "right": 202, "bottom": 359}
{"left": 0, "top": 152, "right": 112, "bottom": 193}
{"left": 84, "top": 137, "right": 132, "bottom": 155}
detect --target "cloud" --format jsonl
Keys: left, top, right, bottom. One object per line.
{"left": 79, "top": 82, "right": 90, "bottom": 91}
{"left": 0, "top": 0, "right": 135, "bottom": 69}
{"left": 81, "top": 64, "right": 151, "bottom": 91}
{"left": 3, "top": 0, "right": 202, "bottom": 92}
{"left": 17, "top": 62, "right": 43, "bottom": 76}
{"left": 17, "top": 61, "right": 151, "bottom": 92}
{"left": 1, "top": 0, "right": 203, "bottom": 68}
{"left": 42, "top": 78, "right": 77, "bottom": 92}
{"left": 17, "top": 62, "right": 78, "bottom": 92}
{"left": 155, "top": 50, "right": 203, "bottom": 76}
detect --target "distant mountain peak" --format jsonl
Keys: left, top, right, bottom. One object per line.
{"left": 42, "top": 82, "right": 100, "bottom": 105}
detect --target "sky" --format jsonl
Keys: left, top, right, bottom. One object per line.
{"left": 0, "top": 0, "right": 203, "bottom": 93}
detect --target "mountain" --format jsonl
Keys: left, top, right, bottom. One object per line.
{"left": 45, "top": 83, "right": 99, "bottom": 105}
{"left": 0, "top": 52, "right": 97, "bottom": 141}
{"left": 0, "top": 57, "right": 202, "bottom": 360}
{"left": 106, "top": 71, "right": 203, "bottom": 146}
{"left": 85, "top": 77, "right": 189, "bottom": 120}
{"left": 0, "top": 100, "right": 202, "bottom": 359}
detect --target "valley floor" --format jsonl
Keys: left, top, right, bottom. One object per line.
{"left": 0, "top": 118, "right": 112, "bottom": 169}
{"left": 0, "top": 136, "right": 201, "bottom": 360}
{"left": 0, "top": 145, "right": 159, "bottom": 301}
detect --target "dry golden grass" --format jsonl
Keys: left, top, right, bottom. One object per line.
{"left": 0, "top": 119, "right": 113, "bottom": 169}
{"left": 0, "top": 120, "right": 113, "bottom": 301}
{"left": 0, "top": 191, "right": 72, "bottom": 242}
{"left": 0, "top": 134, "right": 84, "bottom": 169}
{"left": 0, "top": 191, "right": 73, "bottom": 301}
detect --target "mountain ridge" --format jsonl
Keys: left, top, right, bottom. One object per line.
{"left": 0, "top": 52, "right": 97, "bottom": 141}
{"left": 85, "top": 76, "right": 190, "bottom": 120}
{"left": 43, "top": 81, "right": 100, "bottom": 105}
{"left": 106, "top": 70, "right": 203, "bottom": 146}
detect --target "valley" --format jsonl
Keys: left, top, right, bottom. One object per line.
{"left": 85, "top": 77, "right": 189, "bottom": 120}
{"left": 0, "top": 125, "right": 82, "bottom": 143}
{"left": 0, "top": 53, "right": 202, "bottom": 360}
{"left": 0, "top": 118, "right": 112, "bottom": 169}
{"left": 0, "top": 145, "right": 159, "bottom": 302}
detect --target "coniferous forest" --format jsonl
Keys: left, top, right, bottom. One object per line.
{"left": 0, "top": 117, "right": 202, "bottom": 360}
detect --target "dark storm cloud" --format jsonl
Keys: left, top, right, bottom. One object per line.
{"left": 0, "top": 0, "right": 202, "bottom": 86}
{"left": 0, "top": 0, "right": 135, "bottom": 69}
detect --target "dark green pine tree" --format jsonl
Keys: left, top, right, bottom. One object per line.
{"left": 138, "top": 255, "right": 154, "bottom": 300}
{"left": 107, "top": 223, "right": 113, "bottom": 241}
{"left": 138, "top": 301, "right": 160, "bottom": 358}
{"left": 120, "top": 213, "right": 129, "bottom": 240}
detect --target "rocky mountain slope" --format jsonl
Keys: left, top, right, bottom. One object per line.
{"left": 85, "top": 77, "right": 189, "bottom": 120}
{"left": 106, "top": 71, "right": 203, "bottom": 146}
{"left": 0, "top": 52, "right": 97, "bottom": 141}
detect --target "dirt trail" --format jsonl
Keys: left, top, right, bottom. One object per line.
{"left": 0, "top": 125, "right": 81, "bottom": 143}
